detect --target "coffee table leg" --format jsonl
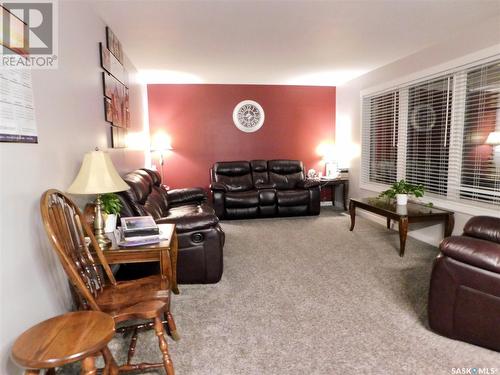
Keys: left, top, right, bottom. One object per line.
{"left": 444, "top": 214, "right": 454, "bottom": 238}
{"left": 349, "top": 200, "right": 356, "bottom": 231}
{"left": 331, "top": 185, "right": 336, "bottom": 207}
{"left": 398, "top": 217, "right": 408, "bottom": 257}
{"left": 387, "top": 217, "right": 391, "bottom": 229}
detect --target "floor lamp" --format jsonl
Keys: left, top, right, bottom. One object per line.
{"left": 150, "top": 132, "right": 173, "bottom": 184}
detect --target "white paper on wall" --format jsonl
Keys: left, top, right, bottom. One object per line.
{"left": 0, "top": 69, "right": 37, "bottom": 143}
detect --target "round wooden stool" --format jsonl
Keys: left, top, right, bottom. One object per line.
{"left": 11, "top": 311, "right": 118, "bottom": 375}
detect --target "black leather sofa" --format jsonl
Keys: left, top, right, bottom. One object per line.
{"left": 428, "top": 215, "right": 500, "bottom": 351}
{"left": 116, "top": 169, "right": 224, "bottom": 284}
{"left": 210, "top": 160, "right": 320, "bottom": 219}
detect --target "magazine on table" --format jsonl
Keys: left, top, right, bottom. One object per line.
{"left": 120, "top": 216, "right": 159, "bottom": 237}
{"left": 114, "top": 223, "right": 173, "bottom": 247}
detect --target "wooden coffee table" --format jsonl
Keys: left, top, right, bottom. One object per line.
{"left": 349, "top": 197, "right": 454, "bottom": 257}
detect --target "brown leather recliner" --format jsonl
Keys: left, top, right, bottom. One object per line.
{"left": 428, "top": 215, "right": 500, "bottom": 351}
{"left": 210, "top": 160, "right": 320, "bottom": 219}
{"left": 116, "top": 169, "right": 224, "bottom": 284}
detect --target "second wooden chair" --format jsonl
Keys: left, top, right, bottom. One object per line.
{"left": 40, "top": 189, "right": 178, "bottom": 374}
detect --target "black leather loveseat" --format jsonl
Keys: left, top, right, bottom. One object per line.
{"left": 116, "top": 169, "right": 224, "bottom": 284}
{"left": 210, "top": 160, "right": 320, "bottom": 219}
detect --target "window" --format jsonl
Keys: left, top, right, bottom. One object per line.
{"left": 362, "top": 91, "right": 398, "bottom": 185}
{"left": 460, "top": 61, "right": 500, "bottom": 205}
{"left": 361, "top": 57, "right": 500, "bottom": 210}
{"left": 406, "top": 76, "right": 452, "bottom": 196}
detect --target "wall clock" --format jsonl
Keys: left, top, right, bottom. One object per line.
{"left": 233, "top": 100, "right": 265, "bottom": 133}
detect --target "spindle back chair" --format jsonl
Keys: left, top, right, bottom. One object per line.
{"left": 40, "top": 189, "right": 176, "bottom": 374}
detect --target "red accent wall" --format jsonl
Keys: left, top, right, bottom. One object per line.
{"left": 147, "top": 84, "right": 335, "bottom": 189}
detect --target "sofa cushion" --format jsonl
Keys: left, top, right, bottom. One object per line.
{"left": 276, "top": 190, "right": 310, "bottom": 206}
{"left": 464, "top": 216, "right": 500, "bottom": 244}
{"left": 251, "top": 160, "right": 269, "bottom": 185}
{"left": 440, "top": 235, "right": 500, "bottom": 274}
{"left": 268, "top": 160, "right": 305, "bottom": 190}
{"left": 122, "top": 171, "right": 152, "bottom": 204}
{"left": 258, "top": 189, "right": 276, "bottom": 205}
{"left": 213, "top": 161, "right": 253, "bottom": 192}
{"left": 225, "top": 191, "right": 259, "bottom": 208}
{"left": 144, "top": 188, "right": 169, "bottom": 219}
{"left": 156, "top": 203, "right": 219, "bottom": 233}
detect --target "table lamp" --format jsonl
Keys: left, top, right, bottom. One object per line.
{"left": 67, "top": 149, "right": 130, "bottom": 249}
{"left": 486, "top": 131, "right": 500, "bottom": 167}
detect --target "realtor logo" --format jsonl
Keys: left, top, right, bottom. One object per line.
{"left": 1, "top": 0, "right": 58, "bottom": 68}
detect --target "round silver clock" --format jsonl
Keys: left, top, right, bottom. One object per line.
{"left": 232, "top": 100, "right": 265, "bottom": 133}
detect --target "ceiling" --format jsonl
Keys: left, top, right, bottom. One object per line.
{"left": 89, "top": 0, "right": 500, "bottom": 86}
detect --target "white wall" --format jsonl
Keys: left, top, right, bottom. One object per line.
{"left": 0, "top": 2, "right": 147, "bottom": 373}
{"left": 337, "top": 15, "right": 500, "bottom": 246}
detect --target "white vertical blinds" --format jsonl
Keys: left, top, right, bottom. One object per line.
{"left": 361, "top": 57, "right": 500, "bottom": 209}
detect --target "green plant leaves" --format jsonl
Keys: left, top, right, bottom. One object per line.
{"left": 101, "top": 193, "right": 123, "bottom": 215}
{"left": 378, "top": 179, "right": 425, "bottom": 199}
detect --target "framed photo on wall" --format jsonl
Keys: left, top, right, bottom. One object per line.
{"left": 99, "top": 42, "right": 126, "bottom": 84}
{"left": 104, "top": 98, "right": 113, "bottom": 123}
{"left": 102, "top": 72, "right": 127, "bottom": 128}
{"left": 111, "top": 126, "right": 127, "bottom": 148}
{"left": 106, "top": 26, "right": 123, "bottom": 64}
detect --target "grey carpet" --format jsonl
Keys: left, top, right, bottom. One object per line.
{"left": 62, "top": 207, "right": 499, "bottom": 374}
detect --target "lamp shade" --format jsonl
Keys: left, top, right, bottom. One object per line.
{"left": 486, "top": 131, "right": 500, "bottom": 145}
{"left": 150, "top": 132, "right": 173, "bottom": 152}
{"left": 67, "top": 150, "right": 130, "bottom": 194}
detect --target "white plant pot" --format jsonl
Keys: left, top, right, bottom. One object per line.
{"left": 396, "top": 204, "right": 408, "bottom": 215}
{"left": 104, "top": 214, "right": 117, "bottom": 233}
{"left": 396, "top": 194, "right": 408, "bottom": 205}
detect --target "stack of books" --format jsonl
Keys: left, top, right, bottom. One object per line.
{"left": 116, "top": 216, "right": 160, "bottom": 246}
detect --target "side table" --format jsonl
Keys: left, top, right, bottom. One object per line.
{"left": 11, "top": 311, "right": 118, "bottom": 374}
{"left": 318, "top": 178, "right": 349, "bottom": 210}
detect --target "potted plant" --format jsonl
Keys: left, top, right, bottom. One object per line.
{"left": 101, "top": 193, "right": 123, "bottom": 233}
{"left": 379, "top": 179, "right": 425, "bottom": 205}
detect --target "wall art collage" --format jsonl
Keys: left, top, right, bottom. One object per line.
{"left": 100, "top": 26, "right": 129, "bottom": 148}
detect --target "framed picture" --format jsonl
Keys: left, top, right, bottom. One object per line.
{"left": 102, "top": 72, "right": 127, "bottom": 128}
{"left": 99, "top": 42, "right": 126, "bottom": 84}
{"left": 104, "top": 98, "right": 113, "bottom": 123}
{"left": 125, "top": 109, "right": 130, "bottom": 128}
{"left": 325, "top": 161, "right": 339, "bottom": 178}
{"left": 106, "top": 26, "right": 123, "bottom": 64}
{"left": 111, "top": 126, "right": 127, "bottom": 148}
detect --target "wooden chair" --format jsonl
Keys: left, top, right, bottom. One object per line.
{"left": 40, "top": 189, "right": 177, "bottom": 374}
{"left": 12, "top": 311, "right": 118, "bottom": 375}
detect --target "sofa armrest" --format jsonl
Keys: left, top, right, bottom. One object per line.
{"left": 296, "top": 179, "right": 320, "bottom": 189}
{"left": 167, "top": 188, "right": 207, "bottom": 206}
{"left": 210, "top": 182, "right": 229, "bottom": 192}
{"left": 255, "top": 181, "right": 277, "bottom": 189}
{"left": 440, "top": 235, "right": 500, "bottom": 274}
{"left": 463, "top": 216, "right": 500, "bottom": 244}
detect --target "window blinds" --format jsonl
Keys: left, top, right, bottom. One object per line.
{"left": 361, "top": 57, "right": 500, "bottom": 209}
{"left": 457, "top": 61, "right": 500, "bottom": 206}
{"left": 361, "top": 91, "right": 399, "bottom": 185}
{"left": 405, "top": 76, "right": 452, "bottom": 196}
